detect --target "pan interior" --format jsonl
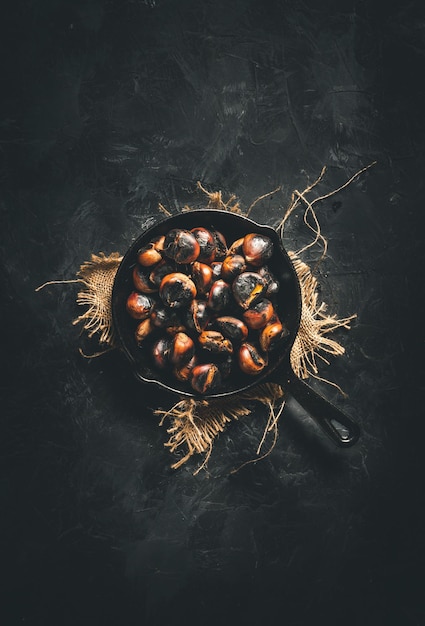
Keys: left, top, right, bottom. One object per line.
{"left": 112, "top": 210, "right": 301, "bottom": 398}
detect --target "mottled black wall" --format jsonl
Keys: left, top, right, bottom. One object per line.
{"left": 1, "top": 1, "right": 425, "bottom": 625}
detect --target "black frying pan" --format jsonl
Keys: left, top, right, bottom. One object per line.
{"left": 112, "top": 209, "right": 360, "bottom": 448}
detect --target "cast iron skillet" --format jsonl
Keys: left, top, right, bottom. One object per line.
{"left": 112, "top": 209, "right": 360, "bottom": 448}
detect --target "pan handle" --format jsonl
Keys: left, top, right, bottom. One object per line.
{"left": 286, "top": 371, "right": 360, "bottom": 447}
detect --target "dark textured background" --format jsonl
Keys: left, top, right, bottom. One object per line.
{"left": 2, "top": 0, "right": 425, "bottom": 624}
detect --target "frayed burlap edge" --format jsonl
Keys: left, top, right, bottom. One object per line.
{"left": 36, "top": 162, "right": 375, "bottom": 473}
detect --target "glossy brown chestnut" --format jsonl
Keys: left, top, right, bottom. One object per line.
{"left": 215, "top": 316, "right": 249, "bottom": 342}
{"left": 185, "top": 299, "right": 210, "bottom": 333}
{"left": 170, "top": 332, "right": 195, "bottom": 366}
{"left": 191, "top": 227, "right": 216, "bottom": 263}
{"left": 126, "top": 292, "right": 155, "bottom": 320}
{"left": 207, "top": 279, "right": 231, "bottom": 312}
{"left": 232, "top": 272, "right": 266, "bottom": 310}
{"left": 163, "top": 229, "right": 200, "bottom": 264}
{"left": 159, "top": 272, "right": 197, "bottom": 308}
{"left": 238, "top": 342, "right": 268, "bottom": 375}
{"left": 132, "top": 265, "right": 157, "bottom": 293}
{"left": 221, "top": 254, "right": 247, "bottom": 282}
{"left": 259, "top": 320, "right": 289, "bottom": 352}
{"left": 242, "top": 233, "right": 273, "bottom": 267}
{"left": 137, "top": 237, "right": 164, "bottom": 267}
{"left": 243, "top": 298, "right": 275, "bottom": 330}
{"left": 191, "top": 261, "right": 213, "bottom": 295}
{"left": 152, "top": 336, "right": 172, "bottom": 369}
{"left": 191, "top": 363, "right": 222, "bottom": 394}
{"left": 211, "top": 261, "right": 223, "bottom": 279}
{"left": 198, "top": 330, "right": 233, "bottom": 355}
{"left": 134, "top": 318, "right": 154, "bottom": 345}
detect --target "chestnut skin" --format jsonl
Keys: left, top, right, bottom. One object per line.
{"left": 170, "top": 332, "right": 195, "bottom": 366}
{"left": 159, "top": 272, "right": 197, "bottom": 308}
{"left": 191, "top": 227, "right": 216, "bottom": 263}
{"left": 232, "top": 272, "right": 266, "bottom": 310}
{"left": 126, "top": 292, "right": 155, "bottom": 320}
{"left": 191, "top": 261, "right": 213, "bottom": 295}
{"left": 242, "top": 233, "right": 273, "bottom": 267}
{"left": 238, "top": 342, "right": 268, "bottom": 375}
{"left": 134, "top": 318, "right": 154, "bottom": 345}
{"left": 163, "top": 229, "right": 200, "bottom": 264}
{"left": 243, "top": 298, "right": 275, "bottom": 330}
{"left": 215, "top": 316, "right": 248, "bottom": 342}
{"left": 207, "top": 279, "right": 231, "bottom": 312}
{"left": 132, "top": 265, "right": 157, "bottom": 293}
{"left": 221, "top": 254, "right": 247, "bottom": 282}
{"left": 198, "top": 330, "right": 233, "bottom": 355}
{"left": 191, "top": 363, "right": 222, "bottom": 394}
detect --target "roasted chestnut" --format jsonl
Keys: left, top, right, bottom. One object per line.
{"left": 198, "top": 330, "right": 233, "bottom": 355}
{"left": 191, "top": 227, "right": 216, "bottom": 263}
{"left": 211, "top": 261, "right": 223, "bottom": 279}
{"left": 191, "top": 261, "right": 213, "bottom": 295}
{"left": 134, "top": 318, "right": 154, "bottom": 345}
{"left": 137, "top": 239, "right": 163, "bottom": 267}
{"left": 243, "top": 298, "right": 275, "bottom": 330}
{"left": 211, "top": 230, "right": 228, "bottom": 259}
{"left": 132, "top": 265, "right": 157, "bottom": 293}
{"left": 238, "top": 342, "right": 268, "bottom": 375}
{"left": 170, "top": 332, "right": 195, "bottom": 366}
{"left": 258, "top": 266, "right": 279, "bottom": 296}
{"left": 126, "top": 292, "right": 155, "bottom": 320}
{"left": 242, "top": 233, "right": 273, "bottom": 267}
{"left": 232, "top": 272, "right": 266, "bottom": 310}
{"left": 259, "top": 320, "right": 289, "bottom": 352}
{"left": 191, "top": 363, "right": 222, "bottom": 394}
{"left": 220, "top": 254, "right": 247, "bottom": 282}
{"left": 159, "top": 272, "right": 197, "bottom": 308}
{"left": 215, "top": 316, "right": 248, "bottom": 342}
{"left": 185, "top": 299, "right": 210, "bottom": 333}
{"left": 152, "top": 336, "right": 172, "bottom": 369}
{"left": 174, "top": 355, "right": 197, "bottom": 382}
{"left": 163, "top": 229, "right": 200, "bottom": 264}
{"left": 207, "top": 279, "right": 231, "bottom": 312}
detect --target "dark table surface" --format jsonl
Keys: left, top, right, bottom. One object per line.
{"left": 2, "top": 1, "right": 425, "bottom": 625}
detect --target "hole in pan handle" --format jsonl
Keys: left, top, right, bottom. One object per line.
{"left": 285, "top": 369, "right": 360, "bottom": 447}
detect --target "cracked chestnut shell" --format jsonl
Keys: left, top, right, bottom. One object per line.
{"left": 163, "top": 229, "right": 200, "bottom": 264}
{"left": 191, "top": 261, "right": 213, "bottom": 295}
{"left": 259, "top": 320, "right": 290, "bottom": 352}
{"left": 152, "top": 336, "right": 172, "bottom": 369}
{"left": 191, "top": 363, "right": 222, "bottom": 394}
{"left": 232, "top": 272, "right": 266, "bottom": 310}
{"left": 243, "top": 298, "right": 275, "bottom": 330}
{"left": 185, "top": 299, "right": 210, "bottom": 333}
{"left": 137, "top": 236, "right": 165, "bottom": 267}
{"left": 211, "top": 230, "right": 228, "bottom": 259}
{"left": 132, "top": 265, "right": 157, "bottom": 293}
{"left": 198, "top": 330, "right": 233, "bottom": 355}
{"left": 159, "top": 272, "right": 197, "bottom": 308}
{"left": 221, "top": 254, "right": 247, "bottom": 282}
{"left": 215, "top": 316, "right": 248, "bottom": 342}
{"left": 238, "top": 342, "right": 268, "bottom": 375}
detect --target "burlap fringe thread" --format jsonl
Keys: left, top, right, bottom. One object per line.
{"left": 36, "top": 162, "right": 375, "bottom": 472}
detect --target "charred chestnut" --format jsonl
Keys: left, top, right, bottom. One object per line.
{"left": 232, "top": 272, "right": 266, "bottom": 310}
{"left": 238, "top": 342, "right": 268, "bottom": 375}
{"left": 126, "top": 292, "right": 155, "bottom": 320}
{"left": 185, "top": 299, "right": 210, "bottom": 333}
{"left": 259, "top": 320, "right": 290, "bottom": 352}
{"left": 191, "top": 261, "right": 213, "bottom": 295}
{"left": 163, "top": 229, "right": 200, "bottom": 264}
{"left": 211, "top": 261, "right": 223, "bottom": 279}
{"left": 174, "top": 355, "right": 197, "bottom": 382}
{"left": 198, "top": 330, "right": 233, "bottom": 355}
{"left": 243, "top": 298, "right": 274, "bottom": 330}
{"left": 242, "top": 233, "right": 273, "bottom": 267}
{"left": 258, "top": 266, "right": 279, "bottom": 296}
{"left": 132, "top": 265, "right": 157, "bottom": 293}
{"left": 191, "top": 363, "right": 222, "bottom": 394}
{"left": 211, "top": 230, "right": 228, "bottom": 259}
{"left": 170, "top": 332, "right": 195, "bottom": 366}
{"left": 191, "top": 227, "right": 216, "bottom": 263}
{"left": 215, "top": 316, "right": 248, "bottom": 342}
{"left": 137, "top": 240, "right": 163, "bottom": 267}
{"left": 134, "top": 318, "right": 154, "bottom": 345}
{"left": 207, "top": 279, "right": 231, "bottom": 312}
{"left": 152, "top": 336, "right": 172, "bottom": 369}
{"left": 221, "top": 254, "right": 247, "bottom": 282}
{"left": 159, "top": 272, "right": 197, "bottom": 308}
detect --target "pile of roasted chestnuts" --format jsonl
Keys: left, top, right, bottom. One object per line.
{"left": 125, "top": 225, "right": 289, "bottom": 394}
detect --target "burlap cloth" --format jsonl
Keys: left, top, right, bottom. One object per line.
{"left": 37, "top": 164, "right": 374, "bottom": 473}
